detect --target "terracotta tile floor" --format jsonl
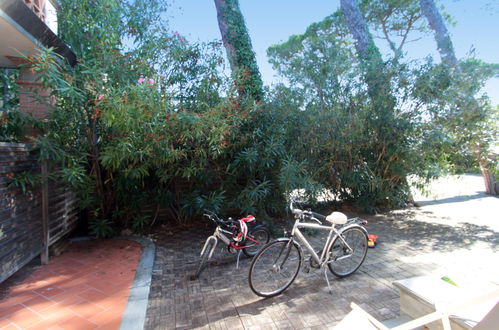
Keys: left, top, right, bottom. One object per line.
{"left": 0, "top": 239, "right": 142, "bottom": 330}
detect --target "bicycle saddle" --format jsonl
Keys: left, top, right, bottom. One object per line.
{"left": 326, "top": 212, "right": 347, "bottom": 224}
{"left": 240, "top": 215, "right": 255, "bottom": 223}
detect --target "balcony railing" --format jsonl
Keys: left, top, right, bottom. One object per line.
{"left": 22, "top": 0, "right": 58, "bottom": 34}
{"left": 23, "top": 0, "right": 46, "bottom": 22}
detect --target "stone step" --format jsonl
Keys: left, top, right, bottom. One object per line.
{"left": 381, "top": 315, "right": 419, "bottom": 328}
{"left": 393, "top": 275, "right": 498, "bottom": 330}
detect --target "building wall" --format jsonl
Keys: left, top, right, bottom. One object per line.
{"left": 17, "top": 81, "right": 52, "bottom": 120}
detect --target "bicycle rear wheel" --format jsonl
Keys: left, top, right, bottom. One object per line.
{"left": 243, "top": 225, "right": 271, "bottom": 257}
{"left": 248, "top": 239, "right": 301, "bottom": 297}
{"left": 327, "top": 226, "right": 368, "bottom": 278}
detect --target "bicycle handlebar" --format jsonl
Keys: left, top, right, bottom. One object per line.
{"left": 203, "top": 210, "right": 236, "bottom": 227}
{"left": 289, "top": 200, "right": 325, "bottom": 224}
{"left": 203, "top": 210, "right": 222, "bottom": 223}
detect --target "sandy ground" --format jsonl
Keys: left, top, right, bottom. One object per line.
{"left": 409, "top": 173, "right": 499, "bottom": 231}
{"left": 385, "top": 173, "right": 499, "bottom": 287}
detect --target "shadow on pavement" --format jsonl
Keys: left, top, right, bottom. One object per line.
{"left": 366, "top": 212, "right": 499, "bottom": 253}
{"left": 416, "top": 192, "right": 497, "bottom": 206}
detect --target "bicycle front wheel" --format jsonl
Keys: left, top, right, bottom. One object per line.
{"left": 249, "top": 239, "right": 301, "bottom": 297}
{"left": 191, "top": 238, "right": 215, "bottom": 280}
{"left": 243, "top": 225, "right": 271, "bottom": 257}
{"left": 328, "top": 226, "right": 368, "bottom": 278}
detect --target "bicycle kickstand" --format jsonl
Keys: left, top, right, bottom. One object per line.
{"left": 323, "top": 267, "right": 333, "bottom": 294}
{"left": 236, "top": 250, "right": 242, "bottom": 269}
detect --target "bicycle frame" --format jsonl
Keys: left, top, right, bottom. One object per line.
{"left": 291, "top": 220, "right": 352, "bottom": 269}
{"left": 200, "top": 226, "right": 231, "bottom": 260}
{"left": 286, "top": 211, "right": 367, "bottom": 292}
{"left": 199, "top": 224, "right": 264, "bottom": 268}
{"left": 247, "top": 202, "right": 369, "bottom": 296}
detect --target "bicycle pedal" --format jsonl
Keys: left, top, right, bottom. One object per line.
{"left": 304, "top": 266, "right": 311, "bottom": 273}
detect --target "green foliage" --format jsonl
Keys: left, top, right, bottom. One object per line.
{"left": 268, "top": 12, "right": 352, "bottom": 99}
{"left": 0, "top": 69, "right": 19, "bottom": 108}
{"left": 15, "top": 0, "right": 497, "bottom": 231}
{"left": 89, "top": 218, "right": 116, "bottom": 238}
{"left": 25, "top": 0, "right": 306, "bottom": 230}
{"left": 267, "top": 4, "right": 498, "bottom": 209}
{"left": 412, "top": 58, "right": 499, "bottom": 170}
{"left": 268, "top": 12, "right": 417, "bottom": 210}
{"left": 131, "top": 215, "right": 151, "bottom": 233}
{"left": 7, "top": 170, "right": 39, "bottom": 194}
{"left": 360, "top": 0, "right": 427, "bottom": 56}
{"left": 1, "top": 69, "right": 37, "bottom": 142}
{"left": 0, "top": 108, "right": 38, "bottom": 142}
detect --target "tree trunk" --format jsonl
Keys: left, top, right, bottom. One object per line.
{"left": 340, "top": 0, "right": 412, "bottom": 204}
{"left": 214, "top": 0, "right": 239, "bottom": 73}
{"left": 342, "top": 0, "right": 386, "bottom": 103}
{"left": 88, "top": 117, "right": 107, "bottom": 217}
{"left": 213, "top": 0, "right": 264, "bottom": 101}
{"left": 340, "top": 0, "right": 373, "bottom": 60}
{"left": 340, "top": 0, "right": 393, "bottom": 108}
{"left": 419, "top": 0, "right": 458, "bottom": 67}
{"left": 480, "top": 159, "right": 498, "bottom": 195}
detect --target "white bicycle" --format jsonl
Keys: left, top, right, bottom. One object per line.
{"left": 248, "top": 201, "right": 369, "bottom": 297}
{"left": 191, "top": 210, "right": 270, "bottom": 279}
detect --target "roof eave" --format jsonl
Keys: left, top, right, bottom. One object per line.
{"left": 0, "top": 0, "right": 77, "bottom": 67}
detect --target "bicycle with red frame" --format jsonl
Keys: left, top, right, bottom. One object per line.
{"left": 191, "top": 210, "right": 271, "bottom": 279}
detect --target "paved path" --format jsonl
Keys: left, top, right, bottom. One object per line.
{"left": 145, "top": 175, "right": 499, "bottom": 329}
{"left": 0, "top": 239, "right": 142, "bottom": 329}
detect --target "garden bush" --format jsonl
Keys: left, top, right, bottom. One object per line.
{"left": 5, "top": 0, "right": 497, "bottom": 236}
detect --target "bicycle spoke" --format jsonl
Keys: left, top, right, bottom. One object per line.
{"left": 243, "top": 227, "right": 271, "bottom": 257}
{"left": 328, "top": 227, "right": 367, "bottom": 277}
{"left": 249, "top": 240, "right": 301, "bottom": 297}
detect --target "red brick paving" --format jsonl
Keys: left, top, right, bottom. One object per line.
{"left": 0, "top": 239, "right": 141, "bottom": 330}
